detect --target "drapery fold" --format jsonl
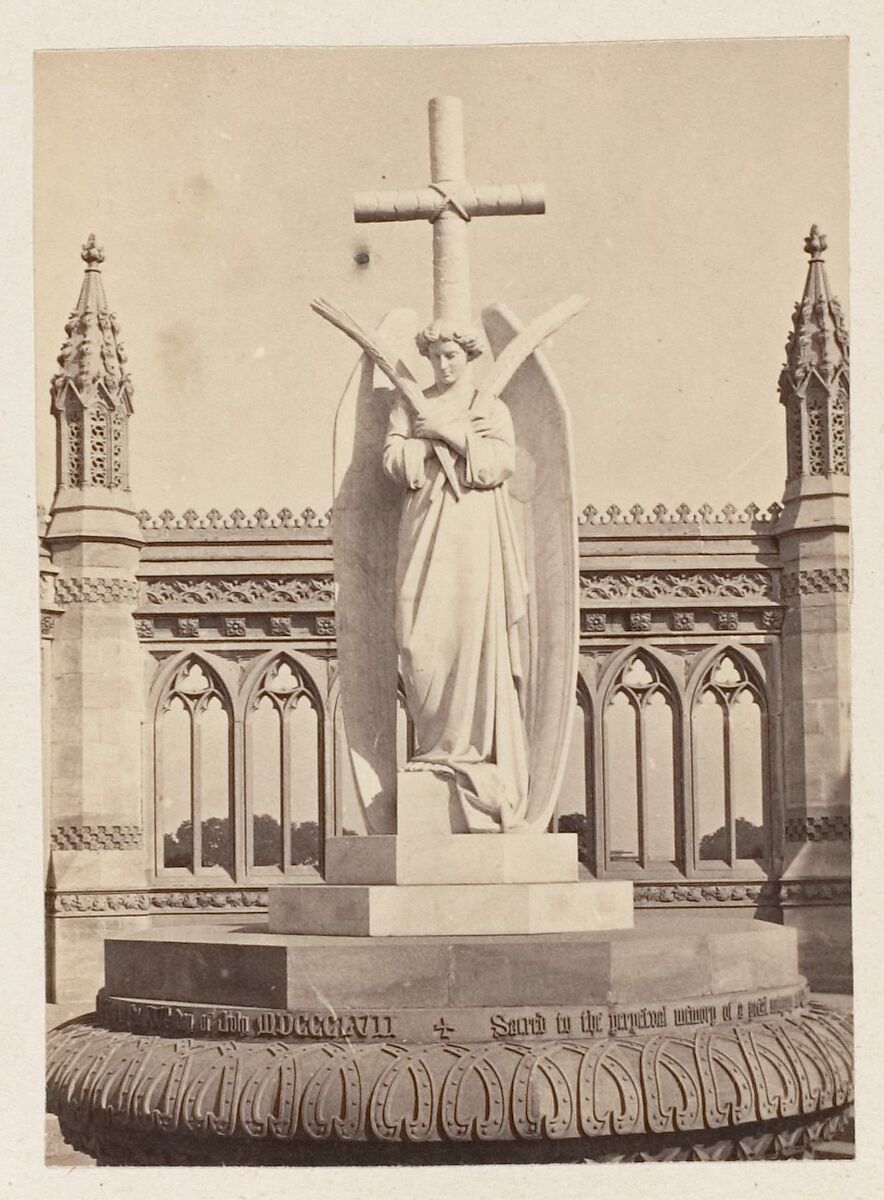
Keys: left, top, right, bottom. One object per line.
{"left": 382, "top": 390, "right": 531, "bottom": 831}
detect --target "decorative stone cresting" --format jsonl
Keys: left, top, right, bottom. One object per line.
{"left": 137, "top": 507, "right": 332, "bottom": 531}
{"left": 130, "top": 502, "right": 783, "bottom": 533}
{"left": 50, "top": 825, "right": 142, "bottom": 851}
{"left": 782, "top": 569, "right": 850, "bottom": 598}
{"left": 578, "top": 502, "right": 783, "bottom": 526}
{"left": 55, "top": 577, "right": 140, "bottom": 604}
{"left": 785, "top": 814, "right": 851, "bottom": 843}
{"left": 46, "top": 1003, "right": 852, "bottom": 1158}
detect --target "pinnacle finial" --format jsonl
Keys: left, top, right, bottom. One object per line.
{"left": 804, "top": 225, "right": 827, "bottom": 262}
{"left": 81, "top": 233, "right": 104, "bottom": 267}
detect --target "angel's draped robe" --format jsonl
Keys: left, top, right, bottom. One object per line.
{"left": 382, "top": 388, "right": 531, "bottom": 832}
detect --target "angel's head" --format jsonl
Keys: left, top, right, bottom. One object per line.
{"left": 416, "top": 321, "right": 483, "bottom": 387}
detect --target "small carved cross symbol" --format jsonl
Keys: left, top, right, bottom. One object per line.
{"left": 433, "top": 1017, "right": 455, "bottom": 1040}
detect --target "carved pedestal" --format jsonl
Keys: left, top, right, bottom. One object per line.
{"left": 46, "top": 917, "right": 852, "bottom": 1163}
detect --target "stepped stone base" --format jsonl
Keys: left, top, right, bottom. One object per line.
{"left": 268, "top": 879, "right": 632, "bottom": 936}
{"left": 324, "top": 833, "right": 578, "bottom": 885}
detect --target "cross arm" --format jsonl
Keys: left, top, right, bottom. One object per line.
{"left": 354, "top": 182, "right": 545, "bottom": 224}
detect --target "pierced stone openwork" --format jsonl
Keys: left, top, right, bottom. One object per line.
{"left": 693, "top": 653, "right": 768, "bottom": 869}
{"left": 88, "top": 401, "right": 110, "bottom": 486}
{"left": 603, "top": 655, "right": 679, "bottom": 872}
{"left": 786, "top": 400, "right": 803, "bottom": 481}
{"left": 831, "top": 392, "right": 849, "bottom": 475}
{"left": 64, "top": 395, "right": 84, "bottom": 487}
{"left": 110, "top": 408, "right": 126, "bottom": 487}
{"left": 245, "top": 658, "right": 323, "bottom": 872}
{"left": 805, "top": 393, "right": 826, "bottom": 475}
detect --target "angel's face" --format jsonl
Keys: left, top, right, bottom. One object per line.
{"left": 428, "top": 339, "right": 469, "bottom": 387}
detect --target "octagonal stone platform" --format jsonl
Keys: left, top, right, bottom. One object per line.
{"left": 47, "top": 916, "right": 853, "bottom": 1163}
{"left": 102, "top": 915, "right": 797, "bottom": 1014}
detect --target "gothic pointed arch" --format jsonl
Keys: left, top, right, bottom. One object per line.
{"left": 242, "top": 652, "right": 326, "bottom": 873}
{"left": 597, "top": 644, "right": 684, "bottom": 719}
{"left": 685, "top": 641, "right": 769, "bottom": 710}
{"left": 600, "top": 648, "right": 682, "bottom": 872}
{"left": 690, "top": 647, "right": 771, "bottom": 870}
{"left": 151, "top": 653, "right": 235, "bottom": 876}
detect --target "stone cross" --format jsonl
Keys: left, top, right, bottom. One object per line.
{"left": 353, "top": 96, "right": 545, "bottom": 326}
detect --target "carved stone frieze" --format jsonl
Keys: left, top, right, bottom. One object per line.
{"left": 134, "top": 618, "right": 154, "bottom": 638}
{"left": 50, "top": 1108, "right": 854, "bottom": 1165}
{"left": 714, "top": 610, "right": 739, "bottom": 631}
{"left": 55, "top": 576, "right": 139, "bottom": 605}
{"left": 761, "top": 609, "right": 784, "bottom": 632}
{"left": 314, "top": 615, "right": 336, "bottom": 637}
{"left": 785, "top": 814, "right": 851, "bottom": 843}
{"left": 634, "top": 882, "right": 779, "bottom": 907}
{"left": 50, "top": 825, "right": 142, "bottom": 851}
{"left": 779, "top": 880, "right": 851, "bottom": 905}
{"left": 270, "top": 616, "right": 292, "bottom": 636}
{"left": 47, "top": 878, "right": 851, "bottom": 914}
{"left": 222, "top": 616, "right": 247, "bottom": 638}
{"left": 145, "top": 576, "right": 335, "bottom": 606}
{"left": 175, "top": 617, "right": 199, "bottom": 638}
{"left": 582, "top": 612, "right": 607, "bottom": 633}
{"left": 46, "top": 1004, "right": 852, "bottom": 1156}
{"left": 781, "top": 569, "right": 850, "bottom": 598}
{"left": 48, "top": 887, "right": 269, "bottom": 915}
{"left": 580, "top": 571, "right": 775, "bottom": 602}
{"left": 627, "top": 611, "right": 652, "bottom": 632}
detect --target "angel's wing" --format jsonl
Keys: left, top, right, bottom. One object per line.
{"left": 482, "top": 302, "right": 580, "bottom": 833}
{"left": 332, "top": 308, "right": 423, "bottom": 833}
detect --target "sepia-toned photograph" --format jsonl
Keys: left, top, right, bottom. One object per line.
{"left": 34, "top": 38, "right": 853, "bottom": 1168}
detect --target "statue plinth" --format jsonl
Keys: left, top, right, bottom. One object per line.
{"left": 271, "top": 766, "right": 632, "bottom": 936}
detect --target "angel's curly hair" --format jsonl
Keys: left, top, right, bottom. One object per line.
{"left": 415, "top": 320, "right": 484, "bottom": 362}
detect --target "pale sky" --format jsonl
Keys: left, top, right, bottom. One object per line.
{"left": 34, "top": 40, "right": 847, "bottom": 516}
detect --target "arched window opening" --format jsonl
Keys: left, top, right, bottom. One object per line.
{"left": 245, "top": 659, "right": 322, "bottom": 872}
{"left": 156, "top": 660, "right": 233, "bottom": 874}
{"left": 556, "top": 689, "right": 592, "bottom": 866}
{"left": 693, "top": 654, "right": 768, "bottom": 868}
{"left": 603, "top": 655, "right": 678, "bottom": 870}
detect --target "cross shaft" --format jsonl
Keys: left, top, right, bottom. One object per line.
{"left": 353, "top": 96, "right": 545, "bottom": 325}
